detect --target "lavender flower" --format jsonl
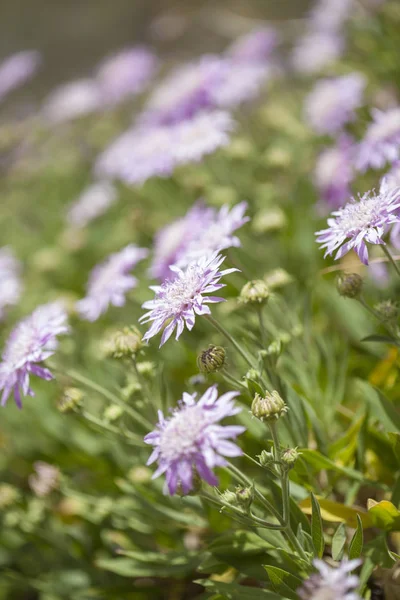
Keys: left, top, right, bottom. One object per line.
{"left": 144, "top": 385, "right": 245, "bottom": 494}
{"left": 140, "top": 56, "right": 224, "bottom": 125}
{"left": 314, "top": 136, "right": 355, "bottom": 210}
{"left": 140, "top": 253, "right": 237, "bottom": 346}
{"left": 381, "top": 164, "right": 400, "bottom": 249}
{"left": 211, "top": 62, "right": 270, "bottom": 109}
{"left": 298, "top": 558, "right": 361, "bottom": 600}
{"left": 29, "top": 462, "right": 60, "bottom": 497}
{"left": 77, "top": 245, "right": 148, "bottom": 322}
{"left": 67, "top": 182, "right": 117, "bottom": 228}
{"left": 292, "top": 31, "right": 344, "bottom": 75}
{"left": 305, "top": 73, "right": 365, "bottom": 135}
{"left": 0, "top": 51, "right": 41, "bottom": 101}
{"left": 151, "top": 201, "right": 248, "bottom": 280}
{"left": 309, "top": 0, "right": 354, "bottom": 32}
{"left": 96, "top": 46, "right": 158, "bottom": 105}
{"left": 316, "top": 186, "right": 400, "bottom": 264}
{"left": 42, "top": 79, "right": 102, "bottom": 122}
{"left": 0, "top": 247, "right": 22, "bottom": 320}
{"left": 356, "top": 108, "right": 400, "bottom": 172}
{"left": 0, "top": 302, "right": 69, "bottom": 409}
{"left": 96, "top": 111, "right": 235, "bottom": 186}
{"left": 227, "top": 27, "right": 279, "bottom": 63}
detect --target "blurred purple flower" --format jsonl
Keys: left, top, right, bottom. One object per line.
{"left": 42, "top": 79, "right": 102, "bottom": 122}
{"left": 77, "top": 245, "right": 148, "bottom": 321}
{"left": 309, "top": 0, "right": 354, "bottom": 32}
{"left": 305, "top": 73, "right": 365, "bottom": 135}
{"left": 356, "top": 108, "right": 400, "bottom": 172}
{"left": 292, "top": 31, "right": 344, "bottom": 75}
{"left": 0, "top": 247, "right": 22, "bottom": 320}
{"left": 314, "top": 136, "right": 355, "bottom": 210}
{"left": 211, "top": 62, "right": 270, "bottom": 109}
{"left": 67, "top": 181, "right": 117, "bottom": 228}
{"left": 96, "top": 46, "right": 158, "bottom": 105}
{"left": 316, "top": 186, "right": 400, "bottom": 264}
{"left": 140, "top": 253, "right": 237, "bottom": 347}
{"left": 0, "top": 51, "right": 41, "bottom": 101}
{"left": 0, "top": 302, "right": 69, "bottom": 409}
{"left": 298, "top": 558, "right": 361, "bottom": 600}
{"left": 380, "top": 168, "right": 400, "bottom": 250}
{"left": 227, "top": 27, "right": 279, "bottom": 63}
{"left": 144, "top": 384, "right": 244, "bottom": 495}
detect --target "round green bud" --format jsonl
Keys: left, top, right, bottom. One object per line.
{"left": 264, "top": 268, "right": 293, "bottom": 290}
{"left": 136, "top": 361, "right": 156, "bottom": 378}
{"left": 58, "top": 387, "right": 84, "bottom": 413}
{"left": 251, "top": 391, "right": 288, "bottom": 422}
{"left": 245, "top": 368, "right": 259, "bottom": 381}
{"left": 336, "top": 273, "right": 363, "bottom": 299}
{"left": 374, "top": 300, "right": 399, "bottom": 322}
{"left": 281, "top": 448, "right": 300, "bottom": 469}
{"left": 103, "top": 404, "right": 124, "bottom": 422}
{"left": 0, "top": 484, "right": 20, "bottom": 509}
{"left": 258, "top": 450, "right": 275, "bottom": 467}
{"left": 103, "top": 326, "right": 142, "bottom": 359}
{"left": 235, "top": 483, "right": 254, "bottom": 512}
{"left": 239, "top": 280, "right": 270, "bottom": 305}
{"left": 197, "top": 345, "right": 226, "bottom": 374}
{"left": 252, "top": 207, "right": 287, "bottom": 234}
{"left": 220, "top": 489, "right": 238, "bottom": 505}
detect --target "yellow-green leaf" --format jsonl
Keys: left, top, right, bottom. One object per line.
{"left": 368, "top": 500, "right": 400, "bottom": 531}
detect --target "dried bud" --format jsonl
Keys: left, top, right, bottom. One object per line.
{"left": 374, "top": 300, "right": 399, "bottom": 322}
{"left": 235, "top": 482, "right": 254, "bottom": 512}
{"left": 58, "top": 387, "right": 84, "bottom": 413}
{"left": 197, "top": 345, "right": 226, "bottom": 374}
{"left": 103, "top": 326, "right": 142, "bottom": 359}
{"left": 336, "top": 273, "right": 363, "bottom": 299}
{"left": 251, "top": 391, "right": 288, "bottom": 422}
{"left": 258, "top": 450, "right": 275, "bottom": 467}
{"left": 281, "top": 448, "right": 300, "bottom": 469}
{"left": 239, "top": 280, "right": 270, "bottom": 305}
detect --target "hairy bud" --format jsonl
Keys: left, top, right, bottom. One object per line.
{"left": 251, "top": 391, "right": 288, "bottom": 422}
{"left": 374, "top": 300, "right": 399, "bottom": 322}
{"left": 197, "top": 345, "right": 226, "bottom": 373}
{"left": 258, "top": 450, "right": 275, "bottom": 467}
{"left": 239, "top": 280, "right": 270, "bottom": 305}
{"left": 58, "top": 387, "right": 84, "bottom": 413}
{"left": 235, "top": 482, "right": 254, "bottom": 512}
{"left": 336, "top": 273, "right": 363, "bottom": 299}
{"left": 103, "top": 326, "right": 142, "bottom": 359}
{"left": 281, "top": 448, "right": 300, "bottom": 469}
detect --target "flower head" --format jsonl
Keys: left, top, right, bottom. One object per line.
{"left": 96, "top": 46, "right": 158, "bottom": 105}
{"left": 314, "top": 135, "right": 355, "bottom": 210}
{"left": 42, "top": 79, "right": 102, "bottom": 123}
{"left": 298, "top": 558, "right": 361, "bottom": 600}
{"left": 292, "top": 31, "right": 344, "bottom": 75}
{"left": 356, "top": 108, "right": 400, "bottom": 172}
{"left": 0, "top": 247, "right": 22, "bottom": 320}
{"left": 0, "top": 51, "right": 41, "bottom": 101}
{"left": 29, "top": 462, "right": 60, "bottom": 497}
{"left": 305, "top": 73, "right": 365, "bottom": 135}
{"left": 309, "top": 0, "right": 354, "bottom": 32}
{"left": 144, "top": 385, "right": 245, "bottom": 494}
{"left": 140, "top": 253, "right": 237, "bottom": 346}
{"left": 316, "top": 186, "right": 400, "bottom": 264}
{"left": 0, "top": 302, "right": 69, "bottom": 408}
{"left": 77, "top": 245, "right": 148, "bottom": 321}
{"left": 210, "top": 62, "right": 270, "bottom": 109}
{"left": 227, "top": 27, "right": 279, "bottom": 63}
{"left": 67, "top": 181, "right": 117, "bottom": 228}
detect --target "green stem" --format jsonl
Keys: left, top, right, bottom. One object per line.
{"left": 206, "top": 314, "right": 255, "bottom": 368}
{"left": 221, "top": 368, "right": 249, "bottom": 392}
{"left": 358, "top": 297, "right": 398, "bottom": 340}
{"left": 199, "top": 492, "right": 284, "bottom": 530}
{"left": 80, "top": 410, "right": 143, "bottom": 446}
{"left": 257, "top": 306, "right": 267, "bottom": 348}
{"left": 226, "top": 463, "right": 282, "bottom": 522}
{"left": 382, "top": 244, "right": 400, "bottom": 278}
{"left": 284, "top": 526, "right": 309, "bottom": 562}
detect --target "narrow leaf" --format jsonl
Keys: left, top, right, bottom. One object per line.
{"left": 264, "top": 566, "right": 302, "bottom": 600}
{"left": 349, "top": 514, "right": 363, "bottom": 560}
{"left": 311, "top": 493, "right": 324, "bottom": 558}
{"left": 331, "top": 523, "right": 346, "bottom": 561}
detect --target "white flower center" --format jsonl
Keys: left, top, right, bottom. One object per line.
{"left": 159, "top": 405, "right": 208, "bottom": 460}
{"left": 162, "top": 266, "right": 204, "bottom": 313}
{"left": 336, "top": 194, "right": 383, "bottom": 232}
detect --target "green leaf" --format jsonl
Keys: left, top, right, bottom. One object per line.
{"left": 348, "top": 515, "right": 363, "bottom": 559}
{"left": 246, "top": 378, "right": 265, "bottom": 398}
{"left": 198, "top": 579, "right": 282, "bottom": 599}
{"left": 361, "top": 334, "right": 398, "bottom": 344}
{"left": 264, "top": 566, "right": 303, "bottom": 600}
{"left": 299, "top": 449, "right": 368, "bottom": 483}
{"left": 311, "top": 493, "right": 324, "bottom": 558}
{"left": 96, "top": 551, "right": 199, "bottom": 578}
{"left": 368, "top": 500, "right": 400, "bottom": 531}
{"left": 388, "top": 432, "right": 400, "bottom": 466}
{"left": 331, "top": 523, "right": 346, "bottom": 561}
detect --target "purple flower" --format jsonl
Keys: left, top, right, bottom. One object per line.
{"left": 292, "top": 31, "right": 344, "bottom": 75}
{"left": 140, "top": 56, "right": 225, "bottom": 125}
{"left": 77, "top": 245, "right": 148, "bottom": 322}
{"left": 0, "top": 247, "right": 22, "bottom": 320}
{"left": 140, "top": 253, "right": 237, "bottom": 346}
{"left": 144, "top": 385, "right": 245, "bottom": 495}
{"left": 96, "top": 46, "right": 158, "bottom": 105}
{"left": 151, "top": 201, "right": 249, "bottom": 280}
{"left": 67, "top": 182, "right": 117, "bottom": 228}
{"left": 227, "top": 27, "right": 279, "bottom": 63}
{"left": 42, "top": 79, "right": 102, "bottom": 122}
{"left": 314, "top": 136, "right": 355, "bottom": 210}
{"left": 29, "top": 462, "right": 60, "bottom": 497}
{"left": 316, "top": 186, "right": 400, "bottom": 264}
{"left": 356, "top": 108, "right": 400, "bottom": 172}
{"left": 211, "top": 62, "right": 271, "bottom": 109}
{"left": 0, "top": 302, "right": 69, "bottom": 409}
{"left": 298, "top": 558, "right": 361, "bottom": 600}
{"left": 95, "top": 111, "right": 235, "bottom": 186}
{"left": 0, "top": 51, "right": 41, "bottom": 101}
{"left": 309, "top": 0, "right": 354, "bottom": 32}
{"left": 305, "top": 73, "right": 365, "bottom": 135}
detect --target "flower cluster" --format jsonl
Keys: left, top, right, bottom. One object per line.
{"left": 356, "top": 107, "right": 400, "bottom": 171}
{"left": 298, "top": 558, "right": 361, "bottom": 600}
{"left": 66, "top": 181, "right": 117, "bottom": 228}
{"left": 0, "top": 50, "right": 41, "bottom": 101}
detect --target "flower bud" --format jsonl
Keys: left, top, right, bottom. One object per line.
{"left": 58, "top": 387, "right": 84, "bottom": 413}
{"left": 220, "top": 489, "right": 238, "bottom": 505}
{"left": 264, "top": 268, "right": 293, "bottom": 290}
{"left": 103, "top": 326, "right": 142, "bottom": 359}
{"left": 235, "top": 483, "right": 254, "bottom": 512}
{"left": 258, "top": 450, "right": 275, "bottom": 467}
{"left": 137, "top": 361, "right": 156, "bottom": 378}
{"left": 239, "top": 280, "right": 270, "bottom": 305}
{"left": 336, "top": 273, "right": 363, "bottom": 299}
{"left": 0, "top": 484, "right": 20, "bottom": 509}
{"left": 197, "top": 345, "right": 226, "bottom": 373}
{"left": 374, "top": 300, "right": 399, "bottom": 322}
{"left": 245, "top": 368, "right": 259, "bottom": 381}
{"left": 281, "top": 448, "right": 300, "bottom": 469}
{"left": 252, "top": 207, "right": 287, "bottom": 234}
{"left": 103, "top": 404, "right": 124, "bottom": 422}
{"left": 251, "top": 391, "right": 288, "bottom": 422}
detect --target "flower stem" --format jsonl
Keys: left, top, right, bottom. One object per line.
{"left": 382, "top": 244, "right": 400, "bottom": 278}
{"left": 80, "top": 410, "right": 143, "bottom": 446}
{"left": 206, "top": 314, "right": 255, "bottom": 368}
